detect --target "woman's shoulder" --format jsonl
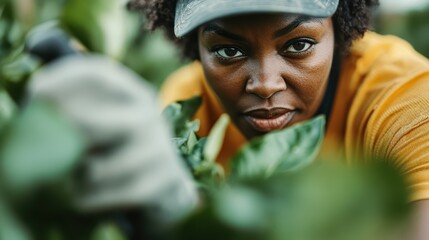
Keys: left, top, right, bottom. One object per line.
{"left": 338, "top": 31, "right": 429, "bottom": 107}
{"left": 159, "top": 61, "right": 205, "bottom": 107}
{"left": 342, "top": 31, "right": 429, "bottom": 118}
{"left": 350, "top": 31, "right": 415, "bottom": 55}
{"left": 340, "top": 32, "right": 429, "bottom": 170}
{"left": 346, "top": 31, "right": 429, "bottom": 72}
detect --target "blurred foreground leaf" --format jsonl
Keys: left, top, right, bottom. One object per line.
{"left": 163, "top": 96, "right": 202, "bottom": 139}
{"left": 175, "top": 161, "right": 410, "bottom": 240}
{"left": 0, "top": 45, "right": 41, "bottom": 102}
{"left": 164, "top": 97, "right": 227, "bottom": 184}
{"left": 231, "top": 116, "right": 325, "bottom": 179}
{"left": 2, "top": 50, "right": 40, "bottom": 82}
{"left": 0, "top": 198, "right": 30, "bottom": 240}
{"left": 0, "top": 100, "right": 85, "bottom": 192}
{"left": 0, "top": 89, "right": 16, "bottom": 130}
{"left": 90, "top": 222, "right": 126, "bottom": 240}
{"left": 123, "top": 30, "right": 186, "bottom": 87}
{"left": 203, "top": 114, "right": 229, "bottom": 165}
{"left": 61, "top": 0, "right": 131, "bottom": 59}
{"left": 0, "top": 1, "right": 25, "bottom": 60}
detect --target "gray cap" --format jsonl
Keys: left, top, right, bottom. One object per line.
{"left": 174, "top": 0, "right": 339, "bottom": 37}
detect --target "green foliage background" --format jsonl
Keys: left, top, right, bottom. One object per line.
{"left": 375, "top": 4, "right": 429, "bottom": 58}
{"left": 0, "top": 0, "right": 184, "bottom": 91}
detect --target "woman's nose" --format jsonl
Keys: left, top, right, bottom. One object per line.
{"left": 245, "top": 56, "right": 287, "bottom": 99}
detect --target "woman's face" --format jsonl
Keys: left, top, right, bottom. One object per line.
{"left": 198, "top": 13, "right": 335, "bottom": 139}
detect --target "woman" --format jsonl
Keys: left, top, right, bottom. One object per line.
{"left": 133, "top": 0, "right": 429, "bottom": 237}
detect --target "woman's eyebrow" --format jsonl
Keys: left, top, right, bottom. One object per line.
{"left": 273, "top": 16, "right": 323, "bottom": 39}
{"left": 202, "top": 23, "right": 246, "bottom": 41}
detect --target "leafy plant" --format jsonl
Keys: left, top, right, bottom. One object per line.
{"left": 162, "top": 97, "right": 410, "bottom": 240}
{"left": 163, "top": 96, "right": 325, "bottom": 183}
{"left": 172, "top": 161, "right": 409, "bottom": 240}
{"left": 0, "top": 100, "right": 84, "bottom": 193}
{"left": 163, "top": 96, "right": 228, "bottom": 185}
{"left": 230, "top": 116, "right": 324, "bottom": 179}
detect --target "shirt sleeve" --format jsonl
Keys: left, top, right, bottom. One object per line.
{"left": 345, "top": 33, "right": 429, "bottom": 201}
{"left": 159, "top": 61, "right": 204, "bottom": 108}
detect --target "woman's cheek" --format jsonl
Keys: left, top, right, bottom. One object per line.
{"left": 300, "top": 50, "right": 334, "bottom": 101}
{"left": 206, "top": 65, "right": 244, "bottom": 99}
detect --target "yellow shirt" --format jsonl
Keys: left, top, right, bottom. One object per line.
{"left": 160, "top": 32, "right": 429, "bottom": 202}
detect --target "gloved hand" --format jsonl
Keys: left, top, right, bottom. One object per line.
{"left": 26, "top": 55, "right": 198, "bottom": 227}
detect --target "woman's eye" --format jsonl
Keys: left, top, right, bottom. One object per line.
{"left": 286, "top": 41, "right": 314, "bottom": 53}
{"left": 214, "top": 47, "right": 244, "bottom": 59}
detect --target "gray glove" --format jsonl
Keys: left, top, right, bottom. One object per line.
{"left": 27, "top": 55, "right": 198, "bottom": 225}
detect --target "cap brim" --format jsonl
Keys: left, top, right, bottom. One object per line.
{"left": 174, "top": 0, "right": 339, "bottom": 37}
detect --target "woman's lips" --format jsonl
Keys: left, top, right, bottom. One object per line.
{"left": 243, "top": 108, "right": 297, "bottom": 133}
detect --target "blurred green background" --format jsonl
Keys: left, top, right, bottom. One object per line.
{"left": 0, "top": 0, "right": 186, "bottom": 92}
{"left": 376, "top": 0, "right": 429, "bottom": 58}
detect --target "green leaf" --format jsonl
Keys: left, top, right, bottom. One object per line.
{"left": 178, "top": 161, "right": 409, "bottom": 240}
{"left": 186, "top": 137, "right": 207, "bottom": 171}
{"left": 164, "top": 97, "right": 226, "bottom": 184}
{"left": 61, "top": 0, "right": 131, "bottom": 59}
{"left": 172, "top": 137, "right": 187, "bottom": 149}
{"left": 0, "top": 100, "right": 85, "bottom": 192}
{"left": 163, "top": 96, "right": 202, "bottom": 138}
{"left": 213, "top": 184, "right": 268, "bottom": 231}
{"left": 0, "top": 44, "right": 41, "bottom": 102}
{"left": 124, "top": 30, "right": 185, "bottom": 87}
{"left": 187, "top": 131, "right": 198, "bottom": 154}
{"left": 230, "top": 116, "right": 325, "bottom": 179}
{"left": 90, "top": 222, "right": 126, "bottom": 240}
{"left": 0, "top": 2, "right": 25, "bottom": 53}
{"left": 0, "top": 89, "right": 16, "bottom": 131}
{"left": 2, "top": 52, "right": 40, "bottom": 82}
{"left": 203, "top": 114, "right": 229, "bottom": 164}
{"left": 269, "top": 161, "right": 410, "bottom": 240}
{"left": 0, "top": 198, "right": 30, "bottom": 240}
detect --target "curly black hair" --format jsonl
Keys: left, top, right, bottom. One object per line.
{"left": 130, "top": 0, "right": 379, "bottom": 59}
